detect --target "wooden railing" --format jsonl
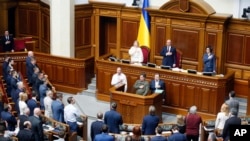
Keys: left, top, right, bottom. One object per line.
{"left": 0, "top": 52, "right": 95, "bottom": 93}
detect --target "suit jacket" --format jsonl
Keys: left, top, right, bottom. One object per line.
{"left": 225, "top": 98, "right": 239, "bottom": 114}
{"left": 1, "top": 35, "right": 14, "bottom": 52}
{"left": 38, "top": 83, "right": 48, "bottom": 108}
{"left": 27, "top": 98, "right": 38, "bottom": 116}
{"left": 142, "top": 114, "right": 159, "bottom": 135}
{"left": 222, "top": 116, "right": 241, "bottom": 141}
{"left": 17, "top": 128, "right": 35, "bottom": 141}
{"left": 151, "top": 135, "right": 168, "bottom": 141}
{"left": 27, "top": 63, "right": 36, "bottom": 84}
{"left": 2, "top": 61, "right": 9, "bottom": 81}
{"left": 168, "top": 132, "right": 187, "bottom": 141}
{"left": 19, "top": 115, "right": 29, "bottom": 130}
{"left": 104, "top": 109, "right": 123, "bottom": 133}
{"left": 94, "top": 133, "right": 114, "bottom": 141}
{"left": 91, "top": 120, "right": 104, "bottom": 141}
{"left": 133, "top": 80, "right": 150, "bottom": 96}
{"left": 203, "top": 53, "right": 216, "bottom": 72}
{"left": 28, "top": 115, "right": 44, "bottom": 141}
{"left": 51, "top": 99, "right": 64, "bottom": 122}
{"left": 1, "top": 111, "right": 17, "bottom": 131}
{"left": 160, "top": 46, "right": 176, "bottom": 67}
{"left": 149, "top": 79, "right": 165, "bottom": 93}
{"left": 10, "top": 77, "right": 18, "bottom": 101}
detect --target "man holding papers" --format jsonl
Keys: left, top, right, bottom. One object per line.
{"left": 150, "top": 73, "right": 166, "bottom": 103}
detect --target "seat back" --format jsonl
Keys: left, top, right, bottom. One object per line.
{"left": 175, "top": 48, "right": 183, "bottom": 68}
{"left": 140, "top": 46, "right": 150, "bottom": 64}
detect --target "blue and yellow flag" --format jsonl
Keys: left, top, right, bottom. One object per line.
{"left": 137, "top": 0, "right": 150, "bottom": 48}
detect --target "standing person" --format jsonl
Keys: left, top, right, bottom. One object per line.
{"left": 111, "top": 67, "right": 128, "bottom": 92}
{"left": 18, "top": 107, "right": 30, "bottom": 130}
{"left": 44, "top": 90, "right": 53, "bottom": 118}
{"left": 28, "top": 108, "right": 44, "bottom": 141}
{"left": 203, "top": 46, "right": 216, "bottom": 72}
{"left": 142, "top": 105, "right": 159, "bottom": 135}
{"left": 94, "top": 124, "right": 114, "bottom": 141}
{"left": 2, "top": 56, "right": 10, "bottom": 81}
{"left": 149, "top": 73, "right": 166, "bottom": 103}
{"left": 27, "top": 90, "right": 38, "bottom": 116}
{"left": 128, "top": 40, "right": 143, "bottom": 65}
{"left": 64, "top": 97, "right": 81, "bottom": 132}
{"left": 0, "top": 104, "right": 17, "bottom": 131}
{"left": 151, "top": 126, "right": 167, "bottom": 141}
{"left": 1, "top": 31, "right": 14, "bottom": 52}
{"left": 168, "top": 125, "right": 187, "bottom": 141}
{"left": 91, "top": 112, "right": 104, "bottom": 141}
{"left": 214, "top": 103, "right": 230, "bottom": 136}
{"left": 185, "top": 105, "right": 202, "bottom": 141}
{"left": 222, "top": 108, "right": 241, "bottom": 141}
{"left": 0, "top": 125, "right": 11, "bottom": 141}
{"left": 52, "top": 93, "right": 64, "bottom": 122}
{"left": 133, "top": 73, "right": 150, "bottom": 96}
{"left": 160, "top": 39, "right": 176, "bottom": 68}
{"left": 225, "top": 90, "right": 239, "bottom": 115}
{"left": 17, "top": 121, "right": 35, "bottom": 141}
{"left": 18, "top": 92, "right": 28, "bottom": 115}
{"left": 104, "top": 102, "right": 123, "bottom": 134}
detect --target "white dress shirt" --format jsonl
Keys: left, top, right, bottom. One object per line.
{"left": 19, "top": 101, "right": 28, "bottom": 115}
{"left": 64, "top": 104, "right": 80, "bottom": 122}
{"left": 215, "top": 112, "right": 229, "bottom": 129}
{"left": 44, "top": 96, "right": 53, "bottom": 118}
{"left": 111, "top": 73, "right": 127, "bottom": 92}
{"left": 128, "top": 46, "right": 143, "bottom": 63}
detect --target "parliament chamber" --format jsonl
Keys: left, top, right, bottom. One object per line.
{"left": 0, "top": 0, "right": 250, "bottom": 130}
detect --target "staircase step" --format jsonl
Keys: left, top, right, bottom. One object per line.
{"left": 88, "top": 83, "right": 96, "bottom": 90}
{"left": 80, "top": 89, "right": 96, "bottom": 97}
{"left": 235, "top": 97, "right": 247, "bottom": 103}
{"left": 91, "top": 77, "right": 96, "bottom": 83}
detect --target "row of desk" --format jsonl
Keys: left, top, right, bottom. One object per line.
{"left": 96, "top": 57, "right": 235, "bottom": 120}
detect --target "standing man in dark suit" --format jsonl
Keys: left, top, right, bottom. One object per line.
{"left": 91, "top": 112, "right": 104, "bottom": 141}
{"left": 1, "top": 31, "right": 14, "bottom": 52}
{"left": 222, "top": 108, "right": 241, "bottom": 141}
{"left": 17, "top": 121, "right": 35, "bottom": 141}
{"left": 19, "top": 107, "right": 30, "bottom": 130}
{"left": 151, "top": 126, "right": 168, "bottom": 141}
{"left": 142, "top": 105, "right": 159, "bottom": 135}
{"left": 104, "top": 102, "right": 123, "bottom": 134}
{"left": 27, "top": 91, "right": 38, "bottom": 116}
{"left": 52, "top": 93, "right": 64, "bottom": 122}
{"left": 94, "top": 124, "right": 114, "bottom": 141}
{"left": 0, "top": 104, "right": 17, "bottom": 131}
{"left": 160, "top": 39, "right": 176, "bottom": 68}
{"left": 28, "top": 108, "right": 44, "bottom": 141}
{"left": 203, "top": 46, "right": 216, "bottom": 72}
{"left": 150, "top": 73, "right": 166, "bottom": 103}
{"left": 2, "top": 56, "right": 10, "bottom": 81}
{"left": 225, "top": 90, "right": 239, "bottom": 115}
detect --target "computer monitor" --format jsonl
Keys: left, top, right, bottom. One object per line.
{"left": 121, "top": 59, "right": 130, "bottom": 64}
{"left": 160, "top": 65, "right": 171, "bottom": 70}
{"left": 147, "top": 62, "right": 156, "bottom": 68}
{"left": 187, "top": 69, "right": 197, "bottom": 74}
{"left": 203, "top": 72, "right": 214, "bottom": 76}
{"left": 109, "top": 57, "right": 117, "bottom": 62}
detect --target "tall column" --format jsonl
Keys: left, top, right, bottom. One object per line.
{"left": 50, "top": 0, "right": 74, "bottom": 57}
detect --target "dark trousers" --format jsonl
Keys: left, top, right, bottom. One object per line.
{"left": 67, "top": 121, "right": 78, "bottom": 132}
{"left": 186, "top": 135, "right": 199, "bottom": 141}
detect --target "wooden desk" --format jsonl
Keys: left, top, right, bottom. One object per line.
{"left": 96, "top": 59, "right": 235, "bottom": 119}
{"left": 110, "top": 86, "right": 162, "bottom": 124}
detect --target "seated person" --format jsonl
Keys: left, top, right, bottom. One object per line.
{"left": 149, "top": 73, "right": 166, "bottom": 102}
{"left": 128, "top": 40, "right": 143, "bottom": 65}
{"left": 133, "top": 73, "right": 149, "bottom": 96}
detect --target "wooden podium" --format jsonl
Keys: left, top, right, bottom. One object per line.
{"left": 109, "top": 86, "right": 162, "bottom": 124}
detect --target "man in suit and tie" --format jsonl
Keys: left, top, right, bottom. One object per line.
{"left": 1, "top": 31, "right": 14, "bottom": 52}
{"left": 94, "top": 124, "right": 114, "bottom": 141}
{"left": 150, "top": 73, "right": 166, "bottom": 103}
{"left": 151, "top": 126, "right": 168, "bottom": 141}
{"left": 0, "top": 104, "right": 17, "bottom": 131}
{"left": 104, "top": 102, "right": 123, "bottom": 134}
{"left": 17, "top": 121, "right": 35, "bottom": 141}
{"left": 27, "top": 91, "right": 38, "bottom": 116}
{"left": 28, "top": 108, "right": 44, "bottom": 141}
{"left": 160, "top": 39, "right": 177, "bottom": 68}
{"left": 222, "top": 108, "right": 241, "bottom": 141}
{"left": 19, "top": 107, "right": 30, "bottom": 130}
{"left": 91, "top": 112, "right": 104, "bottom": 141}
{"left": 52, "top": 93, "right": 64, "bottom": 122}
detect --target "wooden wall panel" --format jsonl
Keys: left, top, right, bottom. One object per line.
{"left": 55, "top": 66, "right": 64, "bottom": 83}
{"left": 169, "top": 83, "right": 181, "bottom": 107}
{"left": 183, "top": 85, "right": 195, "bottom": 108}
{"left": 226, "top": 34, "right": 244, "bottom": 64}
{"left": 245, "top": 36, "right": 250, "bottom": 65}
{"left": 155, "top": 26, "right": 166, "bottom": 56}
{"left": 121, "top": 20, "right": 138, "bottom": 49}
{"left": 28, "top": 10, "right": 39, "bottom": 36}
{"left": 206, "top": 32, "right": 217, "bottom": 53}
{"left": 18, "top": 9, "right": 28, "bottom": 34}
{"left": 67, "top": 68, "right": 76, "bottom": 85}
{"left": 199, "top": 88, "right": 210, "bottom": 112}
{"left": 172, "top": 29, "right": 199, "bottom": 61}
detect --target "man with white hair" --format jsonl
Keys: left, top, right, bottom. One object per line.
{"left": 185, "top": 105, "right": 202, "bottom": 141}
{"left": 19, "top": 107, "right": 30, "bottom": 130}
{"left": 141, "top": 105, "right": 160, "bottom": 135}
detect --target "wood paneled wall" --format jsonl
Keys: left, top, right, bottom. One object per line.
{"left": 0, "top": 52, "right": 95, "bottom": 93}
{"left": 40, "top": 2, "right": 50, "bottom": 53}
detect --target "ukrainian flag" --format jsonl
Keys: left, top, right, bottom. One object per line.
{"left": 137, "top": 0, "right": 150, "bottom": 48}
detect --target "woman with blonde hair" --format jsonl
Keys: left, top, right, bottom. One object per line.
{"left": 214, "top": 103, "right": 230, "bottom": 136}
{"left": 19, "top": 92, "right": 28, "bottom": 115}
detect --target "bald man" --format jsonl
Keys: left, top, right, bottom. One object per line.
{"left": 160, "top": 39, "right": 177, "bottom": 68}
{"left": 91, "top": 112, "right": 105, "bottom": 141}
{"left": 28, "top": 108, "right": 44, "bottom": 141}
{"left": 111, "top": 67, "right": 127, "bottom": 92}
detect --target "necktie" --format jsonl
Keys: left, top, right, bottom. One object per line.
{"left": 6, "top": 36, "right": 8, "bottom": 40}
